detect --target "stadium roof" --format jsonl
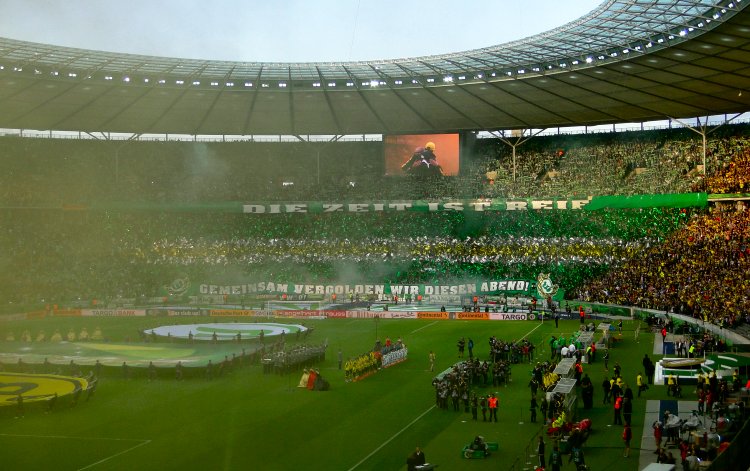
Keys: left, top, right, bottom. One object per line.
{"left": 1, "top": 0, "right": 750, "bottom": 136}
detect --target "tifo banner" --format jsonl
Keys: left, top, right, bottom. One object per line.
{"left": 189, "top": 279, "right": 532, "bottom": 297}
{"left": 0, "top": 373, "right": 88, "bottom": 404}
{"left": 88, "top": 198, "right": 592, "bottom": 214}
{"left": 241, "top": 198, "right": 592, "bottom": 214}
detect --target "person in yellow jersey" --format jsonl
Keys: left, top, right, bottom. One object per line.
{"left": 637, "top": 372, "right": 648, "bottom": 397}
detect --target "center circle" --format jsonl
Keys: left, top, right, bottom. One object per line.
{"left": 146, "top": 323, "right": 306, "bottom": 341}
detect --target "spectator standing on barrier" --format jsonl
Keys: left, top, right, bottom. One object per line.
{"left": 488, "top": 393, "right": 499, "bottom": 422}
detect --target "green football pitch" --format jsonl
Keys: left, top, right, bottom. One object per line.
{"left": 0, "top": 315, "right": 660, "bottom": 470}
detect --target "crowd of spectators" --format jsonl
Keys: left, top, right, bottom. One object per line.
{"left": 577, "top": 202, "right": 750, "bottom": 327}
{"left": 1, "top": 125, "right": 750, "bottom": 330}
{"left": 2, "top": 125, "right": 749, "bottom": 206}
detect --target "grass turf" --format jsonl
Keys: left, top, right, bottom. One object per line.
{"left": 0, "top": 315, "right": 666, "bottom": 470}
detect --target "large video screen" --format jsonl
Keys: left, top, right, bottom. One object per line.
{"left": 384, "top": 133, "right": 460, "bottom": 176}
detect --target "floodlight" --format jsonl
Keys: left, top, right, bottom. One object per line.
{"left": 585, "top": 57, "right": 593, "bottom": 63}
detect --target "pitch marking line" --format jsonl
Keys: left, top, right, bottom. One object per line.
{"left": 0, "top": 433, "right": 152, "bottom": 470}
{"left": 347, "top": 405, "right": 436, "bottom": 471}
{"left": 411, "top": 321, "right": 439, "bottom": 334}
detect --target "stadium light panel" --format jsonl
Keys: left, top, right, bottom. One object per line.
{"left": 192, "top": 81, "right": 200, "bottom": 85}
{"left": 176, "top": 80, "right": 184, "bottom": 84}
{"left": 244, "top": 82, "right": 253, "bottom": 87}
{"left": 226, "top": 82, "right": 234, "bottom": 86}
{"left": 369, "top": 80, "right": 379, "bottom": 87}
{"left": 443, "top": 76, "right": 453, "bottom": 82}
{"left": 346, "top": 82, "right": 354, "bottom": 87}
{"left": 158, "top": 79, "right": 166, "bottom": 84}
{"left": 585, "top": 57, "right": 593, "bottom": 63}
{"left": 123, "top": 76, "right": 130, "bottom": 82}
{"left": 278, "top": 83, "right": 286, "bottom": 87}
{"left": 394, "top": 80, "right": 402, "bottom": 85}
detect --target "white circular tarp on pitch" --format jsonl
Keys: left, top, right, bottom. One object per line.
{"left": 147, "top": 323, "right": 306, "bottom": 341}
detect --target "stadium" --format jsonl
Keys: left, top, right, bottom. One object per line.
{"left": 1, "top": 1, "right": 750, "bottom": 470}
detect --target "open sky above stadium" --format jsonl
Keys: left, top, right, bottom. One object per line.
{"left": 0, "top": 0, "right": 602, "bottom": 62}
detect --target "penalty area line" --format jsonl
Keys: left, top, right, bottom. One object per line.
{"left": 347, "top": 405, "right": 436, "bottom": 471}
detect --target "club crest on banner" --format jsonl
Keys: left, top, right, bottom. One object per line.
{"left": 165, "top": 274, "right": 191, "bottom": 296}
{"left": 536, "top": 273, "right": 558, "bottom": 299}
